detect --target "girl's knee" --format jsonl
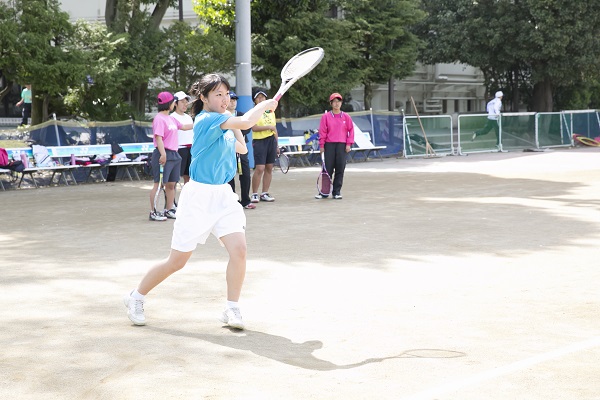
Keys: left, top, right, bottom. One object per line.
{"left": 229, "top": 242, "right": 247, "bottom": 260}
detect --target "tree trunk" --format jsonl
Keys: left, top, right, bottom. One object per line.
{"left": 31, "top": 87, "right": 43, "bottom": 125}
{"left": 363, "top": 82, "right": 373, "bottom": 110}
{"left": 531, "top": 77, "right": 553, "bottom": 112}
{"left": 511, "top": 68, "right": 519, "bottom": 112}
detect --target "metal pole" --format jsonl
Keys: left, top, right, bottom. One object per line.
{"left": 235, "top": 0, "right": 253, "bottom": 166}
{"left": 52, "top": 113, "right": 61, "bottom": 146}
{"left": 178, "top": 0, "right": 183, "bottom": 21}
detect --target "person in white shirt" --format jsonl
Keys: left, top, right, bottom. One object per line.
{"left": 172, "top": 91, "right": 194, "bottom": 184}
{"left": 472, "top": 90, "right": 503, "bottom": 146}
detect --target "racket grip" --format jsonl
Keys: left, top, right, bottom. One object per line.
{"left": 159, "top": 165, "right": 164, "bottom": 173}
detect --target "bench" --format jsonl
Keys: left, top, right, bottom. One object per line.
{"left": 0, "top": 168, "right": 12, "bottom": 190}
{"left": 277, "top": 136, "right": 317, "bottom": 167}
{"left": 46, "top": 143, "right": 154, "bottom": 182}
{"left": 2, "top": 143, "right": 155, "bottom": 188}
{"left": 5, "top": 147, "right": 80, "bottom": 188}
{"left": 348, "top": 124, "right": 387, "bottom": 162}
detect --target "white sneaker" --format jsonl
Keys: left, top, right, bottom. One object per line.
{"left": 163, "top": 208, "right": 176, "bottom": 219}
{"left": 250, "top": 193, "right": 260, "bottom": 203}
{"left": 149, "top": 211, "right": 167, "bottom": 221}
{"left": 260, "top": 192, "right": 275, "bottom": 202}
{"left": 333, "top": 194, "right": 343, "bottom": 199}
{"left": 315, "top": 194, "right": 329, "bottom": 199}
{"left": 123, "top": 292, "right": 146, "bottom": 325}
{"left": 219, "top": 307, "right": 245, "bottom": 330}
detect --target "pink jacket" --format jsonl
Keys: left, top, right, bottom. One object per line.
{"left": 318, "top": 111, "right": 354, "bottom": 148}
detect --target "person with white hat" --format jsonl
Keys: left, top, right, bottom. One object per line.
{"left": 172, "top": 91, "right": 194, "bottom": 185}
{"left": 472, "top": 90, "right": 503, "bottom": 146}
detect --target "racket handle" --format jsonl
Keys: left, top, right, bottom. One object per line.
{"left": 274, "top": 93, "right": 283, "bottom": 101}
{"left": 159, "top": 165, "right": 164, "bottom": 173}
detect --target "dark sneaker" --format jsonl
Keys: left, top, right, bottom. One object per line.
{"left": 149, "top": 211, "right": 167, "bottom": 221}
{"left": 260, "top": 192, "right": 275, "bottom": 202}
{"left": 163, "top": 208, "right": 176, "bottom": 219}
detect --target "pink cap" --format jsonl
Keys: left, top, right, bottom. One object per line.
{"left": 157, "top": 92, "right": 174, "bottom": 104}
{"left": 329, "top": 92, "right": 343, "bottom": 102}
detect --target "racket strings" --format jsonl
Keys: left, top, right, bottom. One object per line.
{"left": 281, "top": 51, "right": 324, "bottom": 80}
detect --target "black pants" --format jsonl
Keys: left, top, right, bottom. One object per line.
{"left": 474, "top": 119, "right": 499, "bottom": 145}
{"left": 228, "top": 152, "right": 252, "bottom": 206}
{"left": 21, "top": 103, "right": 31, "bottom": 126}
{"left": 324, "top": 142, "right": 347, "bottom": 196}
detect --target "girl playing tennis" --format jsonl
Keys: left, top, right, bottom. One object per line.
{"left": 124, "top": 74, "right": 278, "bottom": 329}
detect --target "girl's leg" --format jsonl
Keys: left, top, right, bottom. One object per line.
{"left": 219, "top": 232, "right": 247, "bottom": 301}
{"left": 165, "top": 181, "right": 177, "bottom": 210}
{"left": 137, "top": 249, "right": 193, "bottom": 295}
{"left": 251, "top": 164, "right": 265, "bottom": 194}
{"left": 261, "top": 164, "right": 274, "bottom": 193}
{"left": 149, "top": 182, "right": 160, "bottom": 211}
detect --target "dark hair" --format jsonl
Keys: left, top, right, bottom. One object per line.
{"left": 157, "top": 101, "right": 173, "bottom": 112}
{"left": 190, "top": 74, "right": 231, "bottom": 118}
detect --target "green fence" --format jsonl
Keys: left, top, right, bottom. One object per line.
{"left": 403, "top": 115, "right": 453, "bottom": 157}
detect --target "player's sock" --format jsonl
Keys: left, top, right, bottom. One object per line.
{"left": 132, "top": 289, "right": 145, "bottom": 300}
{"left": 226, "top": 300, "right": 238, "bottom": 310}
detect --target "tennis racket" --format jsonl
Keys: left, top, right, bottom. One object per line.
{"left": 153, "top": 164, "right": 166, "bottom": 213}
{"left": 273, "top": 47, "right": 325, "bottom": 101}
{"left": 277, "top": 148, "right": 290, "bottom": 174}
{"left": 317, "top": 153, "right": 332, "bottom": 196}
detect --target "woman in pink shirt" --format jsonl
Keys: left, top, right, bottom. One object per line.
{"left": 149, "top": 92, "right": 193, "bottom": 221}
{"left": 316, "top": 92, "right": 354, "bottom": 199}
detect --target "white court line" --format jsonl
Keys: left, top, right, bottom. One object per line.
{"left": 403, "top": 336, "right": 600, "bottom": 400}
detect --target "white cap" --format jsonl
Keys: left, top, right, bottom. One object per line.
{"left": 495, "top": 91, "right": 504, "bottom": 98}
{"left": 174, "top": 91, "right": 191, "bottom": 101}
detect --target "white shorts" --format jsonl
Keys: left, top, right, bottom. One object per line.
{"left": 171, "top": 180, "right": 246, "bottom": 252}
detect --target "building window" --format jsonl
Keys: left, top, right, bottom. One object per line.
{"left": 454, "top": 99, "right": 459, "bottom": 113}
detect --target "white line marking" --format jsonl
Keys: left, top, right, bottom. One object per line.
{"left": 404, "top": 336, "right": 600, "bottom": 400}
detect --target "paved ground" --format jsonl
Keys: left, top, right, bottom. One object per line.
{"left": 1, "top": 148, "right": 600, "bottom": 400}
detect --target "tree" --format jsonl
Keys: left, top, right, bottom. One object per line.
{"left": 160, "top": 21, "right": 235, "bottom": 92}
{"left": 0, "top": 2, "right": 19, "bottom": 106}
{"left": 194, "top": 0, "right": 363, "bottom": 117}
{"left": 104, "top": 0, "right": 176, "bottom": 116}
{"left": 416, "top": 0, "right": 600, "bottom": 112}
{"left": 62, "top": 21, "right": 131, "bottom": 121}
{"left": 15, "top": 0, "right": 88, "bottom": 124}
{"left": 339, "top": 0, "right": 425, "bottom": 110}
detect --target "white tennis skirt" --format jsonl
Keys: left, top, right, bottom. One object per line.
{"left": 171, "top": 180, "right": 246, "bottom": 252}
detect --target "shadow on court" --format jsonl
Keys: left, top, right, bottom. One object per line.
{"left": 1, "top": 148, "right": 600, "bottom": 399}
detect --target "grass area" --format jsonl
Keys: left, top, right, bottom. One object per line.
{"left": 0, "top": 140, "right": 27, "bottom": 149}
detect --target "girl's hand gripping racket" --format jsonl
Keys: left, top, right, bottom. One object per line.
{"left": 317, "top": 153, "right": 332, "bottom": 196}
{"left": 273, "top": 47, "right": 325, "bottom": 101}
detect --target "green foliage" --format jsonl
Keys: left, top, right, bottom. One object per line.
{"left": 161, "top": 21, "right": 235, "bottom": 92}
{"left": 192, "top": 0, "right": 235, "bottom": 36}
{"left": 340, "top": 0, "right": 425, "bottom": 108}
{"left": 17, "top": 0, "right": 84, "bottom": 95}
{"left": 416, "top": 0, "right": 600, "bottom": 111}
{"left": 0, "top": 3, "right": 19, "bottom": 80}
{"left": 252, "top": 8, "right": 361, "bottom": 116}
{"left": 62, "top": 22, "right": 133, "bottom": 120}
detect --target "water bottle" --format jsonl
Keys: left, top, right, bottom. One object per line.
{"left": 20, "top": 152, "right": 29, "bottom": 168}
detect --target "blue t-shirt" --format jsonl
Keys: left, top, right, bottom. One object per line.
{"left": 189, "top": 111, "right": 236, "bottom": 184}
